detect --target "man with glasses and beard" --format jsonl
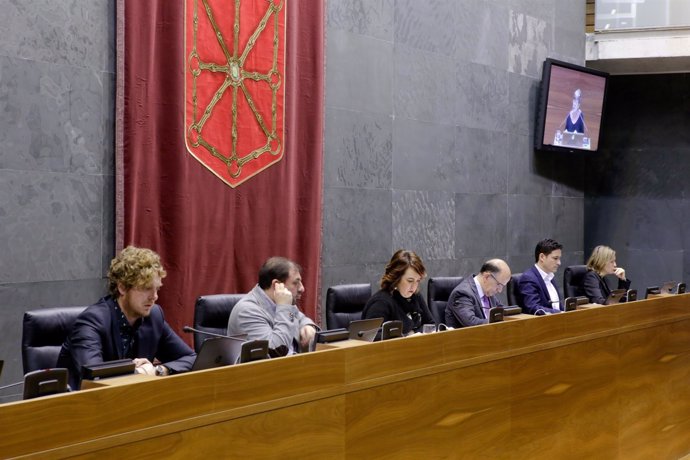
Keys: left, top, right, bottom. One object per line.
{"left": 445, "top": 259, "right": 511, "bottom": 328}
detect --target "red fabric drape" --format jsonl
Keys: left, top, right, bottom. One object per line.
{"left": 116, "top": 0, "right": 324, "bottom": 338}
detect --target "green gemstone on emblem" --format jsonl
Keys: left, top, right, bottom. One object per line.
{"left": 230, "top": 63, "right": 240, "bottom": 81}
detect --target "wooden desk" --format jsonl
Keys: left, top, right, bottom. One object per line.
{"left": 80, "top": 374, "right": 157, "bottom": 389}
{"left": 3, "top": 295, "right": 690, "bottom": 459}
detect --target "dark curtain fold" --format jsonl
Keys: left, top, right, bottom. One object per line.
{"left": 116, "top": 0, "right": 324, "bottom": 337}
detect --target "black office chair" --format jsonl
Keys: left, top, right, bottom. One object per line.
{"left": 506, "top": 272, "right": 522, "bottom": 306}
{"left": 22, "top": 306, "right": 87, "bottom": 374}
{"left": 426, "top": 277, "right": 463, "bottom": 324}
{"left": 325, "top": 283, "right": 372, "bottom": 330}
{"left": 193, "top": 294, "right": 245, "bottom": 353}
{"left": 563, "top": 265, "right": 589, "bottom": 298}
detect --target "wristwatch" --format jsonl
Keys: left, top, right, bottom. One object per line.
{"left": 155, "top": 365, "right": 168, "bottom": 376}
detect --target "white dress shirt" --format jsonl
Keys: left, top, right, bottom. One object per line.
{"left": 535, "top": 264, "right": 560, "bottom": 310}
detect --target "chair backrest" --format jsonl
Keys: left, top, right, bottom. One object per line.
{"left": 427, "top": 277, "right": 463, "bottom": 324}
{"left": 507, "top": 272, "right": 522, "bottom": 306}
{"left": 22, "top": 306, "right": 87, "bottom": 374}
{"left": 193, "top": 294, "right": 245, "bottom": 353}
{"left": 325, "top": 283, "right": 372, "bottom": 330}
{"left": 563, "top": 265, "right": 589, "bottom": 298}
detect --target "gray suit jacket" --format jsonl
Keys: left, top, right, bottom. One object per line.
{"left": 444, "top": 276, "right": 503, "bottom": 328}
{"left": 227, "top": 285, "right": 316, "bottom": 352}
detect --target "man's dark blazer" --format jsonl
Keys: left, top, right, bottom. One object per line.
{"left": 444, "top": 276, "right": 502, "bottom": 328}
{"left": 57, "top": 296, "right": 196, "bottom": 389}
{"left": 516, "top": 265, "right": 562, "bottom": 315}
{"left": 583, "top": 270, "right": 631, "bottom": 305}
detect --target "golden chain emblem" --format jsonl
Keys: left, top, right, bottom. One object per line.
{"left": 185, "top": 0, "right": 285, "bottom": 186}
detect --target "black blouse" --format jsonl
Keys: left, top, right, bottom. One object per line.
{"left": 361, "top": 289, "right": 435, "bottom": 334}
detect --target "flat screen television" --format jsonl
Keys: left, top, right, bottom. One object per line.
{"left": 535, "top": 58, "right": 609, "bottom": 153}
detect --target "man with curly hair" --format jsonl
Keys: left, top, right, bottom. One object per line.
{"left": 58, "top": 246, "right": 196, "bottom": 389}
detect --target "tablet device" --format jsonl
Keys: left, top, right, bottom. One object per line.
{"left": 606, "top": 289, "right": 627, "bottom": 305}
{"left": 239, "top": 340, "right": 269, "bottom": 363}
{"left": 677, "top": 283, "right": 686, "bottom": 294}
{"left": 381, "top": 320, "right": 403, "bottom": 340}
{"left": 503, "top": 305, "right": 522, "bottom": 316}
{"left": 488, "top": 306, "right": 504, "bottom": 323}
{"left": 627, "top": 289, "right": 638, "bottom": 302}
{"left": 192, "top": 336, "right": 245, "bottom": 371}
{"left": 576, "top": 296, "right": 590, "bottom": 306}
{"left": 316, "top": 328, "right": 349, "bottom": 343}
{"left": 82, "top": 359, "right": 135, "bottom": 381}
{"left": 645, "top": 286, "right": 660, "bottom": 299}
{"left": 564, "top": 297, "right": 578, "bottom": 312}
{"left": 348, "top": 318, "right": 383, "bottom": 342}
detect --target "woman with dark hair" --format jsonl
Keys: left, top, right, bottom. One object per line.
{"left": 361, "top": 249, "right": 435, "bottom": 335}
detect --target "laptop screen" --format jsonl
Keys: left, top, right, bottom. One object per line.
{"left": 606, "top": 289, "right": 627, "bottom": 305}
{"left": 348, "top": 318, "right": 383, "bottom": 342}
{"left": 192, "top": 335, "right": 246, "bottom": 371}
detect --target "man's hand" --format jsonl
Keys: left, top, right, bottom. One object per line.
{"left": 299, "top": 324, "right": 316, "bottom": 348}
{"left": 133, "top": 358, "right": 155, "bottom": 375}
{"left": 273, "top": 282, "right": 293, "bottom": 305}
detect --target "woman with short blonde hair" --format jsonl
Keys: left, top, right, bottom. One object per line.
{"left": 584, "top": 245, "right": 631, "bottom": 304}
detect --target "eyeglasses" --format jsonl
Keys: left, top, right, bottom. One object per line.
{"left": 489, "top": 273, "right": 506, "bottom": 290}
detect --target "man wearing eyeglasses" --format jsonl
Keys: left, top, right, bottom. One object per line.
{"left": 445, "top": 259, "right": 511, "bottom": 327}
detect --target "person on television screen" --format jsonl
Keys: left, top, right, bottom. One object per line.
{"left": 516, "top": 239, "right": 563, "bottom": 315}
{"left": 583, "top": 245, "right": 631, "bottom": 305}
{"left": 361, "top": 249, "right": 435, "bottom": 335}
{"left": 227, "top": 256, "right": 317, "bottom": 355}
{"left": 57, "top": 246, "right": 196, "bottom": 390}
{"left": 560, "top": 88, "right": 588, "bottom": 134}
{"left": 445, "top": 259, "right": 511, "bottom": 328}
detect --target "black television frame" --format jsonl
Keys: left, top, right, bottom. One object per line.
{"left": 534, "top": 58, "right": 609, "bottom": 153}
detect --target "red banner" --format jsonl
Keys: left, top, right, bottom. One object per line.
{"left": 117, "top": 0, "right": 324, "bottom": 337}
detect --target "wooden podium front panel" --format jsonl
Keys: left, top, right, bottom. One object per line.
{"left": 344, "top": 359, "right": 513, "bottom": 459}
{"left": 78, "top": 397, "right": 346, "bottom": 459}
{"left": 617, "top": 320, "right": 690, "bottom": 460}
{"left": 3, "top": 295, "right": 690, "bottom": 459}
{"left": 508, "top": 335, "right": 620, "bottom": 459}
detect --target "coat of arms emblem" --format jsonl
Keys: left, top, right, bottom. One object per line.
{"left": 185, "top": 0, "right": 286, "bottom": 187}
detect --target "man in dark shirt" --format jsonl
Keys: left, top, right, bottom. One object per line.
{"left": 57, "top": 246, "right": 195, "bottom": 389}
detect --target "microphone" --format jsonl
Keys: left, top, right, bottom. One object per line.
{"left": 182, "top": 326, "right": 246, "bottom": 342}
{"left": 0, "top": 380, "right": 24, "bottom": 391}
